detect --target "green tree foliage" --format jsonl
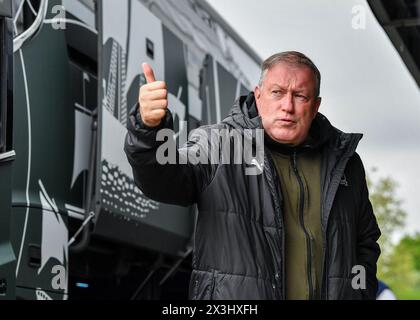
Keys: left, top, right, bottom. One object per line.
{"left": 379, "top": 240, "right": 416, "bottom": 294}
{"left": 366, "top": 169, "right": 406, "bottom": 254}
{"left": 393, "top": 234, "right": 420, "bottom": 296}
{"left": 398, "top": 233, "right": 420, "bottom": 272}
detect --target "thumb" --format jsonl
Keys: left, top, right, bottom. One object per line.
{"left": 142, "top": 62, "right": 156, "bottom": 83}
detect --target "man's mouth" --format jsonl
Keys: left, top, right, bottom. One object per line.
{"left": 277, "top": 118, "right": 296, "bottom": 124}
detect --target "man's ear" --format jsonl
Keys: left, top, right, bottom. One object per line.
{"left": 254, "top": 86, "right": 261, "bottom": 100}
{"left": 313, "top": 97, "right": 322, "bottom": 117}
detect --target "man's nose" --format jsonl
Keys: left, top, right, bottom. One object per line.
{"left": 280, "top": 92, "right": 294, "bottom": 113}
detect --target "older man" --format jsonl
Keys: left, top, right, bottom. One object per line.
{"left": 124, "top": 51, "right": 381, "bottom": 300}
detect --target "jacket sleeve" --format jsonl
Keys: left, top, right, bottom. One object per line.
{"left": 124, "top": 103, "right": 217, "bottom": 207}
{"left": 355, "top": 154, "right": 382, "bottom": 300}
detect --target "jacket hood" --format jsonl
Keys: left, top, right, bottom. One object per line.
{"left": 222, "top": 92, "right": 262, "bottom": 130}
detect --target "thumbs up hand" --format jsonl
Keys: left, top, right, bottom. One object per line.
{"left": 139, "top": 63, "right": 168, "bottom": 128}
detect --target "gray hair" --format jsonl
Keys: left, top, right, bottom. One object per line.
{"left": 258, "top": 51, "right": 321, "bottom": 97}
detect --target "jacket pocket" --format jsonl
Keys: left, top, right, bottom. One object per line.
{"left": 193, "top": 278, "right": 199, "bottom": 300}
{"left": 189, "top": 269, "right": 204, "bottom": 300}
{"left": 189, "top": 269, "right": 219, "bottom": 300}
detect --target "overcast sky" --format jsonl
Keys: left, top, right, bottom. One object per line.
{"left": 206, "top": 0, "right": 420, "bottom": 240}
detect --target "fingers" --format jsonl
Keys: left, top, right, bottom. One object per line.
{"left": 141, "top": 89, "right": 167, "bottom": 100}
{"left": 149, "top": 99, "right": 168, "bottom": 110}
{"left": 142, "top": 62, "right": 156, "bottom": 83}
{"left": 147, "top": 109, "right": 167, "bottom": 121}
{"left": 143, "top": 99, "right": 168, "bottom": 111}
{"left": 141, "top": 109, "right": 167, "bottom": 127}
{"left": 144, "top": 80, "right": 166, "bottom": 90}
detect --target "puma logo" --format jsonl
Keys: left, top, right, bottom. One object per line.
{"left": 340, "top": 174, "right": 349, "bottom": 187}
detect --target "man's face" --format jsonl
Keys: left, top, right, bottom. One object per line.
{"left": 254, "top": 62, "right": 321, "bottom": 146}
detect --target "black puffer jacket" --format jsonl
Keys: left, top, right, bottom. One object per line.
{"left": 124, "top": 93, "right": 381, "bottom": 300}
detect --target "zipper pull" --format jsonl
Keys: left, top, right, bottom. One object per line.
{"left": 292, "top": 150, "right": 298, "bottom": 172}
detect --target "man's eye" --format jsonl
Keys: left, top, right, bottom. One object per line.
{"left": 296, "top": 94, "right": 307, "bottom": 100}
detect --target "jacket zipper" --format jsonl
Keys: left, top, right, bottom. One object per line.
{"left": 292, "top": 151, "right": 315, "bottom": 300}
{"left": 320, "top": 216, "right": 329, "bottom": 300}
{"left": 280, "top": 187, "right": 286, "bottom": 300}
{"left": 266, "top": 149, "right": 285, "bottom": 299}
